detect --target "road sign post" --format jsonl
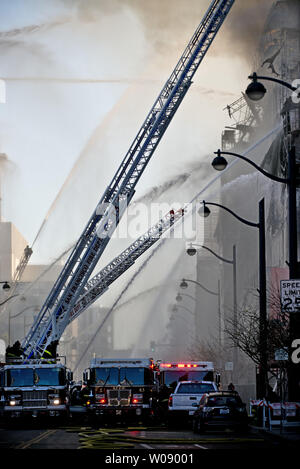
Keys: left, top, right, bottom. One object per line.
{"left": 280, "top": 280, "right": 300, "bottom": 400}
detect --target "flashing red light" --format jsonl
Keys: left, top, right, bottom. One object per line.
{"left": 187, "top": 364, "right": 191, "bottom": 368}
{"left": 99, "top": 399, "right": 106, "bottom": 404}
{"left": 193, "top": 364, "right": 198, "bottom": 367}
{"left": 177, "top": 364, "right": 185, "bottom": 368}
{"left": 132, "top": 399, "right": 139, "bottom": 404}
{"left": 161, "top": 363, "right": 172, "bottom": 368}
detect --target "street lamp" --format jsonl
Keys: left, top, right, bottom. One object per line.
{"left": 186, "top": 242, "right": 238, "bottom": 377}
{"left": 200, "top": 199, "right": 267, "bottom": 399}
{"left": 212, "top": 148, "right": 299, "bottom": 278}
{"left": 246, "top": 72, "right": 297, "bottom": 102}
{"left": 212, "top": 143, "right": 300, "bottom": 400}
{"left": 245, "top": 73, "right": 300, "bottom": 401}
{"left": 176, "top": 292, "right": 196, "bottom": 303}
{"left": 186, "top": 244, "right": 197, "bottom": 256}
{"left": 172, "top": 303, "right": 195, "bottom": 316}
{"left": 244, "top": 73, "right": 300, "bottom": 278}
{"left": 180, "top": 277, "right": 221, "bottom": 346}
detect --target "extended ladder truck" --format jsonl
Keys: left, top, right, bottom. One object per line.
{"left": 1, "top": 0, "right": 234, "bottom": 422}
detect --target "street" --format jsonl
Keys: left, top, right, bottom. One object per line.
{"left": 0, "top": 421, "right": 295, "bottom": 450}
{"left": 1, "top": 0, "right": 300, "bottom": 458}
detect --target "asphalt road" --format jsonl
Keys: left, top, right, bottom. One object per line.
{"left": 0, "top": 420, "right": 294, "bottom": 450}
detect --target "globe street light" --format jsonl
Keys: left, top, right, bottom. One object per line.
{"left": 246, "top": 72, "right": 297, "bottom": 102}
{"left": 186, "top": 244, "right": 197, "bottom": 256}
{"left": 176, "top": 292, "right": 196, "bottom": 303}
{"left": 172, "top": 303, "right": 195, "bottom": 317}
{"left": 0, "top": 281, "right": 10, "bottom": 291}
{"left": 201, "top": 199, "right": 267, "bottom": 399}
{"left": 211, "top": 147, "right": 299, "bottom": 275}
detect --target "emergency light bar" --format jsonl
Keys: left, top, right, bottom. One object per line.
{"left": 159, "top": 362, "right": 212, "bottom": 369}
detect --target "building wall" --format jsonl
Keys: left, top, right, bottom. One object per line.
{"left": 0, "top": 221, "right": 27, "bottom": 282}
{"left": 213, "top": 0, "right": 300, "bottom": 401}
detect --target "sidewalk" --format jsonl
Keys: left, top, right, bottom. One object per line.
{"left": 250, "top": 424, "right": 300, "bottom": 445}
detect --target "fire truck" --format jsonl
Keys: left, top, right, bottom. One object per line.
{"left": 82, "top": 358, "right": 157, "bottom": 423}
{"left": 154, "top": 361, "right": 220, "bottom": 420}
{"left": 0, "top": 1, "right": 234, "bottom": 426}
{"left": 0, "top": 356, "right": 72, "bottom": 422}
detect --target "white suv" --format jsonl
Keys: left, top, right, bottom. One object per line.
{"left": 168, "top": 381, "right": 218, "bottom": 423}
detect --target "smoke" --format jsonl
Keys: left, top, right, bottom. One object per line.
{"left": 73, "top": 245, "right": 160, "bottom": 372}
{"left": 219, "top": 0, "right": 273, "bottom": 59}
{"left": 78, "top": 0, "right": 273, "bottom": 63}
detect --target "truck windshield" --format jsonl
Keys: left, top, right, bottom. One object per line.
{"left": 92, "top": 367, "right": 151, "bottom": 386}
{"left": 6, "top": 368, "right": 65, "bottom": 387}
{"left": 34, "top": 368, "right": 65, "bottom": 386}
{"left": 94, "top": 368, "right": 119, "bottom": 385}
{"left": 163, "top": 371, "right": 213, "bottom": 387}
{"left": 7, "top": 368, "right": 34, "bottom": 387}
{"left": 120, "top": 368, "right": 146, "bottom": 385}
{"left": 177, "top": 383, "right": 215, "bottom": 394}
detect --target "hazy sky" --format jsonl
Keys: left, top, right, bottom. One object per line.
{"left": 0, "top": 0, "right": 272, "bottom": 263}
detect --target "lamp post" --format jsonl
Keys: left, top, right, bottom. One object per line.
{"left": 200, "top": 199, "right": 267, "bottom": 399}
{"left": 180, "top": 277, "right": 221, "bottom": 347}
{"left": 187, "top": 243, "right": 237, "bottom": 377}
{"left": 212, "top": 144, "right": 300, "bottom": 400}
{"left": 212, "top": 147, "right": 299, "bottom": 278}
{"left": 244, "top": 73, "right": 299, "bottom": 277}
{"left": 246, "top": 73, "right": 300, "bottom": 401}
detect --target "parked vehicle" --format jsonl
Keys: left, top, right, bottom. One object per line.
{"left": 82, "top": 358, "right": 157, "bottom": 424}
{"left": 0, "top": 359, "right": 71, "bottom": 422}
{"left": 155, "top": 361, "right": 220, "bottom": 422}
{"left": 167, "top": 381, "right": 218, "bottom": 426}
{"left": 192, "top": 391, "right": 249, "bottom": 433}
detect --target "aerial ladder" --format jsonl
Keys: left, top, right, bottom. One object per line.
{"left": 24, "top": 208, "right": 184, "bottom": 348}
{"left": 21, "top": 0, "right": 235, "bottom": 359}
{"left": 64, "top": 208, "right": 184, "bottom": 327}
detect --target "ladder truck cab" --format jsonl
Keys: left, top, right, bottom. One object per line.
{"left": 0, "top": 358, "right": 72, "bottom": 421}
{"left": 83, "top": 358, "right": 157, "bottom": 423}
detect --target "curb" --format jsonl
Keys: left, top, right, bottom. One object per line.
{"left": 250, "top": 425, "right": 300, "bottom": 445}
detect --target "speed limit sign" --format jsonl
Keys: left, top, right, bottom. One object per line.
{"left": 280, "top": 280, "right": 300, "bottom": 312}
